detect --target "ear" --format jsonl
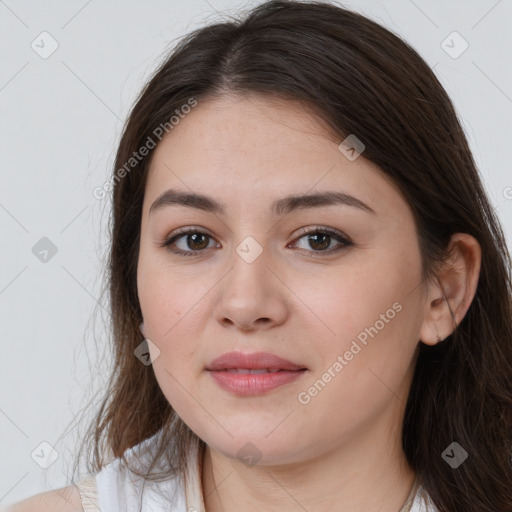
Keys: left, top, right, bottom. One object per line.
{"left": 139, "top": 321, "right": 146, "bottom": 337}
{"left": 419, "top": 233, "right": 481, "bottom": 345}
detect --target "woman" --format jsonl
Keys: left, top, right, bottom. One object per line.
{"left": 8, "top": 1, "right": 512, "bottom": 511}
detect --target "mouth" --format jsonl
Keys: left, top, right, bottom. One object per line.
{"left": 206, "top": 351, "right": 307, "bottom": 372}
{"left": 219, "top": 368, "right": 300, "bottom": 374}
{"left": 205, "top": 351, "right": 308, "bottom": 395}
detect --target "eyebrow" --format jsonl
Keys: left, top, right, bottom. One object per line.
{"left": 148, "top": 188, "right": 376, "bottom": 217}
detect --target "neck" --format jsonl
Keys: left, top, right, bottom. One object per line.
{"left": 201, "top": 405, "right": 417, "bottom": 512}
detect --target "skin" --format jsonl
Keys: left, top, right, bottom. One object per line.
{"left": 136, "top": 93, "right": 481, "bottom": 512}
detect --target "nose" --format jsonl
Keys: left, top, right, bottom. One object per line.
{"left": 212, "top": 245, "right": 289, "bottom": 332}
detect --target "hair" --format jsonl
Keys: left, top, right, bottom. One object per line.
{"left": 72, "top": 1, "right": 512, "bottom": 510}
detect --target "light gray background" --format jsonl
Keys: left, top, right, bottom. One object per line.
{"left": 1, "top": 0, "right": 511, "bottom": 506}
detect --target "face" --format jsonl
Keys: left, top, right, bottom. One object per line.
{"left": 137, "top": 93, "right": 427, "bottom": 466}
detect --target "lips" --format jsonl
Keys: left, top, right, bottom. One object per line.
{"left": 205, "top": 351, "right": 308, "bottom": 395}
{"left": 206, "top": 351, "right": 307, "bottom": 372}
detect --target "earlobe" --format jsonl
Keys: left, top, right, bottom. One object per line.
{"left": 419, "top": 233, "right": 481, "bottom": 346}
{"left": 139, "top": 321, "right": 146, "bottom": 337}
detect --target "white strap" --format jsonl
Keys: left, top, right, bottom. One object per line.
{"left": 184, "top": 442, "right": 206, "bottom": 512}
{"left": 76, "top": 476, "right": 101, "bottom": 512}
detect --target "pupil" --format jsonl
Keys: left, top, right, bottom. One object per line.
{"left": 189, "top": 233, "right": 209, "bottom": 250}
{"left": 309, "top": 233, "right": 330, "bottom": 250}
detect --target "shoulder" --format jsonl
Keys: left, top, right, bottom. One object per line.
{"left": 3, "top": 484, "right": 83, "bottom": 512}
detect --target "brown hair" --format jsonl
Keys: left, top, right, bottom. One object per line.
{"left": 73, "top": 1, "right": 512, "bottom": 510}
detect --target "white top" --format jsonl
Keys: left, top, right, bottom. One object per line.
{"left": 76, "top": 430, "right": 438, "bottom": 512}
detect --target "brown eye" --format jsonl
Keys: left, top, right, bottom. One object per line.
{"left": 304, "top": 232, "right": 331, "bottom": 251}
{"left": 161, "top": 226, "right": 352, "bottom": 257}
{"left": 291, "top": 227, "right": 352, "bottom": 255}
{"left": 184, "top": 232, "right": 210, "bottom": 251}
{"left": 162, "top": 228, "right": 218, "bottom": 256}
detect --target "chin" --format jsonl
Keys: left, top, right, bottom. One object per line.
{"left": 203, "top": 433, "right": 305, "bottom": 466}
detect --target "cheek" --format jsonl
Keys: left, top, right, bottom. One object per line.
{"left": 137, "top": 256, "right": 199, "bottom": 338}
{"left": 294, "top": 260, "right": 420, "bottom": 387}
{"left": 146, "top": 307, "right": 201, "bottom": 423}
{"left": 292, "top": 265, "right": 401, "bottom": 342}
{"left": 137, "top": 274, "right": 199, "bottom": 397}
{"left": 292, "top": 293, "right": 417, "bottom": 452}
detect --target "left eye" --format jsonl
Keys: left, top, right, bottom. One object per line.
{"left": 290, "top": 228, "right": 351, "bottom": 253}
{"left": 161, "top": 227, "right": 352, "bottom": 256}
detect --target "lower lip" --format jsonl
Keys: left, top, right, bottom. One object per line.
{"left": 207, "top": 369, "right": 307, "bottom": 395}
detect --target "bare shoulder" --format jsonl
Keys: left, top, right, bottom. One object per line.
{"left": 3, "top": 484, "right": 83, "bottom": 512}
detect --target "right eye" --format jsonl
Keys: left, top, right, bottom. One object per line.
{"left": 161, "top": 227, "right": 219, "bottom": 256}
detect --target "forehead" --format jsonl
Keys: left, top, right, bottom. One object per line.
{"left": 144, "top": 93, "right": 406, "bottom": 218}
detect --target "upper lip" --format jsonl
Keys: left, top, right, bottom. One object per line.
{"left": 206, "top": 351, "right": 307, "bottom": 371}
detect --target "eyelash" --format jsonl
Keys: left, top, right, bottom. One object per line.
{"left": 160, "top": 226, "right": 353, "bottom": 257}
